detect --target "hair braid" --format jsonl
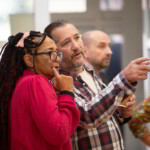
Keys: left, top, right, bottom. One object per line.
{"left": 0, "top": 31, "right": 46, "bottom": 149}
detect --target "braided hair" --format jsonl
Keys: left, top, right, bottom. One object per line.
{"left": 0, "top": 31, "right": 46, "bottom": 149}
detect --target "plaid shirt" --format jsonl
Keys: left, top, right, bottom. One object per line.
{"left": 60, "top": 64, "right": 136, "bottom": 150}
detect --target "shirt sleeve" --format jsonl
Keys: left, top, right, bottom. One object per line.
{"left": 113, "top": 109, "right": 131, "bottom": 126}
{"left": 75, "top": 71, "right": 136, "bottom": 128}
{"left": 24, "top": 75, "right": 80, "bottom": 146}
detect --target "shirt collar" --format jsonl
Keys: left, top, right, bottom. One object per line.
{"left": 59, "top": 63, "right": 95, "bottom": 78}
{"left": 23, "top": 69, "right": 36, "bottom": 76}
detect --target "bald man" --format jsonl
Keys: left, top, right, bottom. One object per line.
{"left": 83, "top": 30, "right": 112, "bottom": 75}
{"left": 83, "top": 30, "right": 113, "bottom": 85}
{"left": 82, "top": 29, "right": 136, "bottom": 128}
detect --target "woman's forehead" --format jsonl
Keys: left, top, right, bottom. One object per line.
{"left": 38, "top": 37, "right": 57, "bottom": 51}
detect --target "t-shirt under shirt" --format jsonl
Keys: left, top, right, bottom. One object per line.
{"left": 78, "top": 69, "right": 98, "bottom": 94}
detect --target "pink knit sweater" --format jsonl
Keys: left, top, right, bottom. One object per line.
{"left": 11, "top": 70, "right": 80, "bottom": 150}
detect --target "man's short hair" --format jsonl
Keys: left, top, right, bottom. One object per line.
{"left": 44, "top": 19, "right": 69, "bottom": 39}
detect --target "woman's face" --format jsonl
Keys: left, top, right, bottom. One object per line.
{"left": 33, "top": 36, "right": 61, "bottom": 80}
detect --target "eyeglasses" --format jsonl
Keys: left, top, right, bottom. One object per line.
{"left": 30, "top": 51, "right": 63, "bottom": 62}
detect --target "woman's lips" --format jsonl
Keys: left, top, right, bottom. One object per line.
{"left": 53, "top": 66, "right": 60, "bottom": 71}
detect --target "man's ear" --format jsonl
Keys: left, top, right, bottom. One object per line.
{"left": 24, "top": 54, "right": 33, "bottom": 68}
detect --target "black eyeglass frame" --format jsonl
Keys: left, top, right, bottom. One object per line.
{"left": 29, "top": 51, "right": 63, "bottom": 62}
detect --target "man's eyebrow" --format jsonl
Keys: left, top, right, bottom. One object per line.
{"left": 74, "top": 33, "right": 81, "bottom": 37}
{"left": 49, "top": 48, "right": 55, "bottom": 50}
{"left": 59, "top": 33, "right": 81, "bottom": 44}
{"left": 60, "top": 37, "right": 70, "bottom": 44}
{"left": 44, "top": 47, "right": 55, "bottom": 51}
{"left": 99, "top": 41, "right": 107, "bottom": 44}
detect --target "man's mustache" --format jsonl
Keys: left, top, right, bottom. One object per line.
{"left": 72, "top": 50, "right": 84, "bottom": 58}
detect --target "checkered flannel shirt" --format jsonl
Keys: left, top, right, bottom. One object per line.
{"left": 60, "top": 64, "right": 136, "bottom": 150}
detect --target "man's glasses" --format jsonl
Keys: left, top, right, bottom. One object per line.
{"left": 30, "top": 51, "right": 63, "bottom": 62}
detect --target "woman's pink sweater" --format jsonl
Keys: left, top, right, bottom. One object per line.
{"left": 11, "top": 70, "right": 80, "bottom": 150}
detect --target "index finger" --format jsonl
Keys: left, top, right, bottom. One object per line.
{"left": 142, "top": 60, "right": 150, "bottom": 65}
{"left": 132, "top": 57, "right": 150, "bottom": 64}
{"left": 53, "top": 68, "right": 60, "bottom": 78}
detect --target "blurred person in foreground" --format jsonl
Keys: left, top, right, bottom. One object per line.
{"left": 44, "top": 20, "right": 150, "bottom": 150}
{"left": 129, "top": 96, "right": 150, "bottom": 147}
{"left": 0, "top": 31, "right": 80, "bottom": 150}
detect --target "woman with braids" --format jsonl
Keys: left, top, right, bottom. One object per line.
{"left": 0, "top": 31, "right": 80, "bottom": 150}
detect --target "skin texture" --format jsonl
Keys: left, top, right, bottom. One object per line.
{"left": 118, "top": 94, "right": 136, "bottom": 118}
{"left": 51, "top": 23, "right": 85, "bottom": 73}
{"left": 53, "top": 68, "right": 73, "bottom": 92}
{"left": 24, "top": 37, "right": 60, "bottom": 80}
{"left": 24, "top": 36, "right": 73, "bottom": 92}
{"left": 82, "top": 30, "right": 113, "bottom": 73}
{"left": 123, "top": 58, "right": 150, "bottom": 82}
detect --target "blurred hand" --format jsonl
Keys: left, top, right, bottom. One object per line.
{"left": 123, "top": 57, "right": 150, "bottom": 83}
{"left": 53, "top": 68, "right": 73, "bottom": 92}
{"left": 119, "top": 95, "right": 136, "bottom": 118}
{"left": 121, "top": 94, "right": 136, "bottom": 106}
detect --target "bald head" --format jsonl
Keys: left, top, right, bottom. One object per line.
{"left": 82, "top": 30, "right": 112, "bottom": 73}
{"left": 82, "top": 30, "right": 109, "bottom": 47}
